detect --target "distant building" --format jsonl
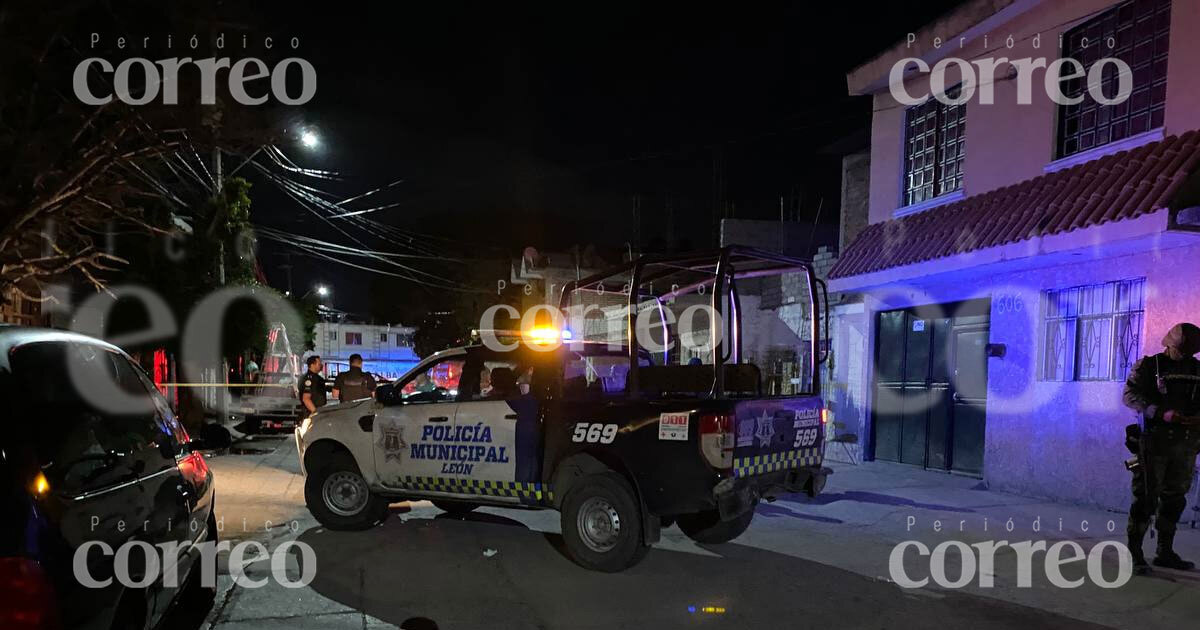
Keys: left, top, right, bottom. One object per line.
{"left": 310, "top": 321, "right": 419, "bottom": 380}
{"left": 0, "top": 286, "right": 46, "bottom": 327}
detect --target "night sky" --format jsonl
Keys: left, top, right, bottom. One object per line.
{"left": 239, "top": 1, "right": 964, "bottom": 313}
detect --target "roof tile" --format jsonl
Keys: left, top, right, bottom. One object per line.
{"left": 829, "top": 130, "right": 1200, "bottom": 279}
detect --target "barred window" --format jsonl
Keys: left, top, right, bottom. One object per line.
{"left": 1056, "top": 0, "right": 1170, "bottom": 158}
{"left": 902, "top": 86, "right": 965, "bottom": 206}
{"left": 1042, "top": 279, "right": 1145, "bottom": 382}
{"left": 345, "top": 332, "right": 363, "bottom": 345}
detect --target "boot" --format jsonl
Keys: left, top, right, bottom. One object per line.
{"left": 1128, "top": 526, "right": 1151, "bottom": 575}
{"left": 1153, "top": 530, "right": 1196, "bottom": 571}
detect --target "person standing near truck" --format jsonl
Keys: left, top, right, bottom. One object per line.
{"left": 299, "top": 355, "right": 328, "bottom": 416}
{"left": 1123, "top": 322, "right": 1200, "bottom": 573}
{"left": 333, "top": 353, "right": 377, "bottom": 401}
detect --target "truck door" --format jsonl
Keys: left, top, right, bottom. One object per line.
{"left": 447, "top": 361, "right": 542, "bottom": 505}
{"left": 373, "top": 355, "right": 464, "bottom": 488}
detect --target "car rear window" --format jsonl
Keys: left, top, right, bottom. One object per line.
{"left": 7, "top": 341, "right": 162, "bottom": 495}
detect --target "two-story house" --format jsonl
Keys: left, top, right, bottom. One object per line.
{"left": 829, "top": 0, "right": 1200, "bottom": 511}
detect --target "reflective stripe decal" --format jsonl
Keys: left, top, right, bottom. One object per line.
{"left": 733, "top": 447, "right": 822, "bottom": 478}
{"left": 393, "top": 476, "right": 551, "bottom": 502}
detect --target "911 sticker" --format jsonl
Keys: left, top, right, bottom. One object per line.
{"left": 658, "top": 412, "right": 689, "bottom": 440}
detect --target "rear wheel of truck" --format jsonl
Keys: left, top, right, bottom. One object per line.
{"left": 677, "top": 505, "right": 756, "bottom": 544}
{"left": 305, "top": 452, "right": 389, "bottom": 530}
{"left": 432, "top": 500, "right": 478, "bottom": 516}
{"left": 561, "top": 473, "right": 649, "bottom": 572}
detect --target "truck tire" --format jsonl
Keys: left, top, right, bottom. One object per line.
{"left": 677, "top": 506, "right": 755, "bottom": 544}
{"left": 305, "top": 452, "right": 389, "bottom": 530}
{"left": 432, "top": 500, "right": 478, "bottom": 515}
{"left": 561, "top": 473, "right": 649, "bottom": 572}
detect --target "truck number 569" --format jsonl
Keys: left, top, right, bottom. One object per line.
{"left": 794, "top": 427, "right": 819, "bottom": 447}
{"left": 572, "top": 423, "right": 618, "bottom": 444}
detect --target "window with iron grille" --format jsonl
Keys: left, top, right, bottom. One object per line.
{"left": 902, "top": 86, "right": 965, "bottom": 206}
{"left": 1056, "top": 0, "right": 1170, "bottom": 158}
{"left": 345, "top": 332, "right": 363, "bottom": 345}
{"left": 1041, "top": 278, "right": 1145, "bottom": 382}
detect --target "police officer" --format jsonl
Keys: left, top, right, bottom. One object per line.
{"left": 332, "top": 353, "right": 377, "bottom": 401}
{"left": 298, "top": 355, "right": 328, "bottom": 416}
{"left": 1123, "top": 322, "right": 1200, "bottom": 573}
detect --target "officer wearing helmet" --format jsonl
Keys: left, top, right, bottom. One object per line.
{"left": 1123, "top": 322, "right": 1200, "bottom": 573}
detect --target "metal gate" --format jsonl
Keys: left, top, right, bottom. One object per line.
{"left": 872, "top": 300, "right": 989, "bottom": 475}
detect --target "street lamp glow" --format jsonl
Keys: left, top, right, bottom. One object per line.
{"left": 301, "top": 130, "right": 320, "bottom": 149}
{"left": 316, "top": 285, "right": 329, "bottom": 297}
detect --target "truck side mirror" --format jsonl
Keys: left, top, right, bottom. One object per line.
{"left": 375, "top": 383, "right": 399, "bottom": 405}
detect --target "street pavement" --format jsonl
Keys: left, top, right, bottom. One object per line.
{"left": 181, "top": 435, "right": 1200, "bottom": 630}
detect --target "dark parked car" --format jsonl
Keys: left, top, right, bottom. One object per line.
{"left": 0, "top": 327, "right": 216, "bottom": 629}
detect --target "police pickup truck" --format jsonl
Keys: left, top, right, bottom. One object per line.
{"left": 296, "top": 247, "right": 831, "bottom": 571}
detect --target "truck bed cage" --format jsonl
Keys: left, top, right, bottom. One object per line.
{"left": 556, "top": 246, "right": 828, "bottom": 398}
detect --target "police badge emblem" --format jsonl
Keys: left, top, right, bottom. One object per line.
{"left": 377, "top": 421, "right": 407, "bottom": 463}
{"left": 753, "top": 410, "right": 775, "bottom": 447}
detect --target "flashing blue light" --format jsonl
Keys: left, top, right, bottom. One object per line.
{"left": 561, "top": 329, "right": 574, "bottom": 340}
{"left": 687, "top": 606, "right": 696, "bottom": 613}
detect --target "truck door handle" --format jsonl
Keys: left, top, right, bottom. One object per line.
{"left": 428, "top": 416, "right": 449, "bottom": 423}
{"left": 504, "top": 414, "right": 518, "bottom": 420}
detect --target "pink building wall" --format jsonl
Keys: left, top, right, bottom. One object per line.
{"left": 865, "top": 0, "right": 1200, "bottom": 224}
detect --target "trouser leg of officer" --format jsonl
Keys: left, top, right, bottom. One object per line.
{"left": 1128, "top": 443, "right": 1163, "bottom": 569}
{"left": 1153, "top": 439, "right": 1196, "bottom": 570}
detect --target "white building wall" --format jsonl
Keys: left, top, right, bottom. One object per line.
{"left": 853, "top": 240, "right": 1200, "bottom": 512}
{"left": 310, "top": 322, "right": 419, "bottom": 380}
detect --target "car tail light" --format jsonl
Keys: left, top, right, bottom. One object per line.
{"left": 699, "top": 413, "right": 734, "bottom": 470}
{"left": 178, "top": 451, "right": 210, "bottom": 488}
{"left": 820, "top": 408, "right": 829, "bottom": 425}
{"left": 0, "top": 557, "right": 60, "bottom": 630}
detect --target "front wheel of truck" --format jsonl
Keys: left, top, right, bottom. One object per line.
{"left": 561, "top": 473, "right": 649, "bottom": 572}
{"left": 677, "top": 505, "right": 756, "bottom": 544}
{"left": 304, "top": 452, "right": 389, "bottom": 530}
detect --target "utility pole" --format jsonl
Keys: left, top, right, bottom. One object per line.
{"left": 214, "top": 146, "right": 225, "bottom": 285}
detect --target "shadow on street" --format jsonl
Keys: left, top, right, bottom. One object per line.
{"left": 297, "top": 513, "right": 1114, "bottom": 630}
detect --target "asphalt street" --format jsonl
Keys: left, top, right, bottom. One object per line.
{"left": 178, "top": 434, "right": 1200, "bottom": 630}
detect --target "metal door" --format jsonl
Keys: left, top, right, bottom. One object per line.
{"left": 872, "top": 301, "right": 988, "bottom": 475}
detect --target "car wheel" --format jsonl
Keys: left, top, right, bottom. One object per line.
{"left": 560, "top": 473, "right": 649, "bottom": 572}
{"left": 432, "top": 500, "right": 478, "bottom": 515}
{"left": 676, "top": 505, "right": 755, "bottom": 544}
{"left": 304, "top": 452, "right": 389, "bottom": 530}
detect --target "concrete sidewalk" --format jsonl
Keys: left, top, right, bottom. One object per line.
{"left": 736, "top": 459, "right": 1200, "bottom": 629}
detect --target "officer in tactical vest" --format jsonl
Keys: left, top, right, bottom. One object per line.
{"left": 1123, "top": 322, "right": 1200, "bottom": 573}
{"left": 333, "top": 353, "right": 377, "bottom": 402}
{"left": 298, "top": 355, "right": 328, "bottom": 416}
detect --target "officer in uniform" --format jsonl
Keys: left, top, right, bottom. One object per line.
{"left": 298, "top": 355, "right": 328, "bottom": 416}
{"left": 332, "top": 353, "right": 377, "bottom": 401}
{"left": 1123, "top": 322, "right": 1200, "bottom": 572}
